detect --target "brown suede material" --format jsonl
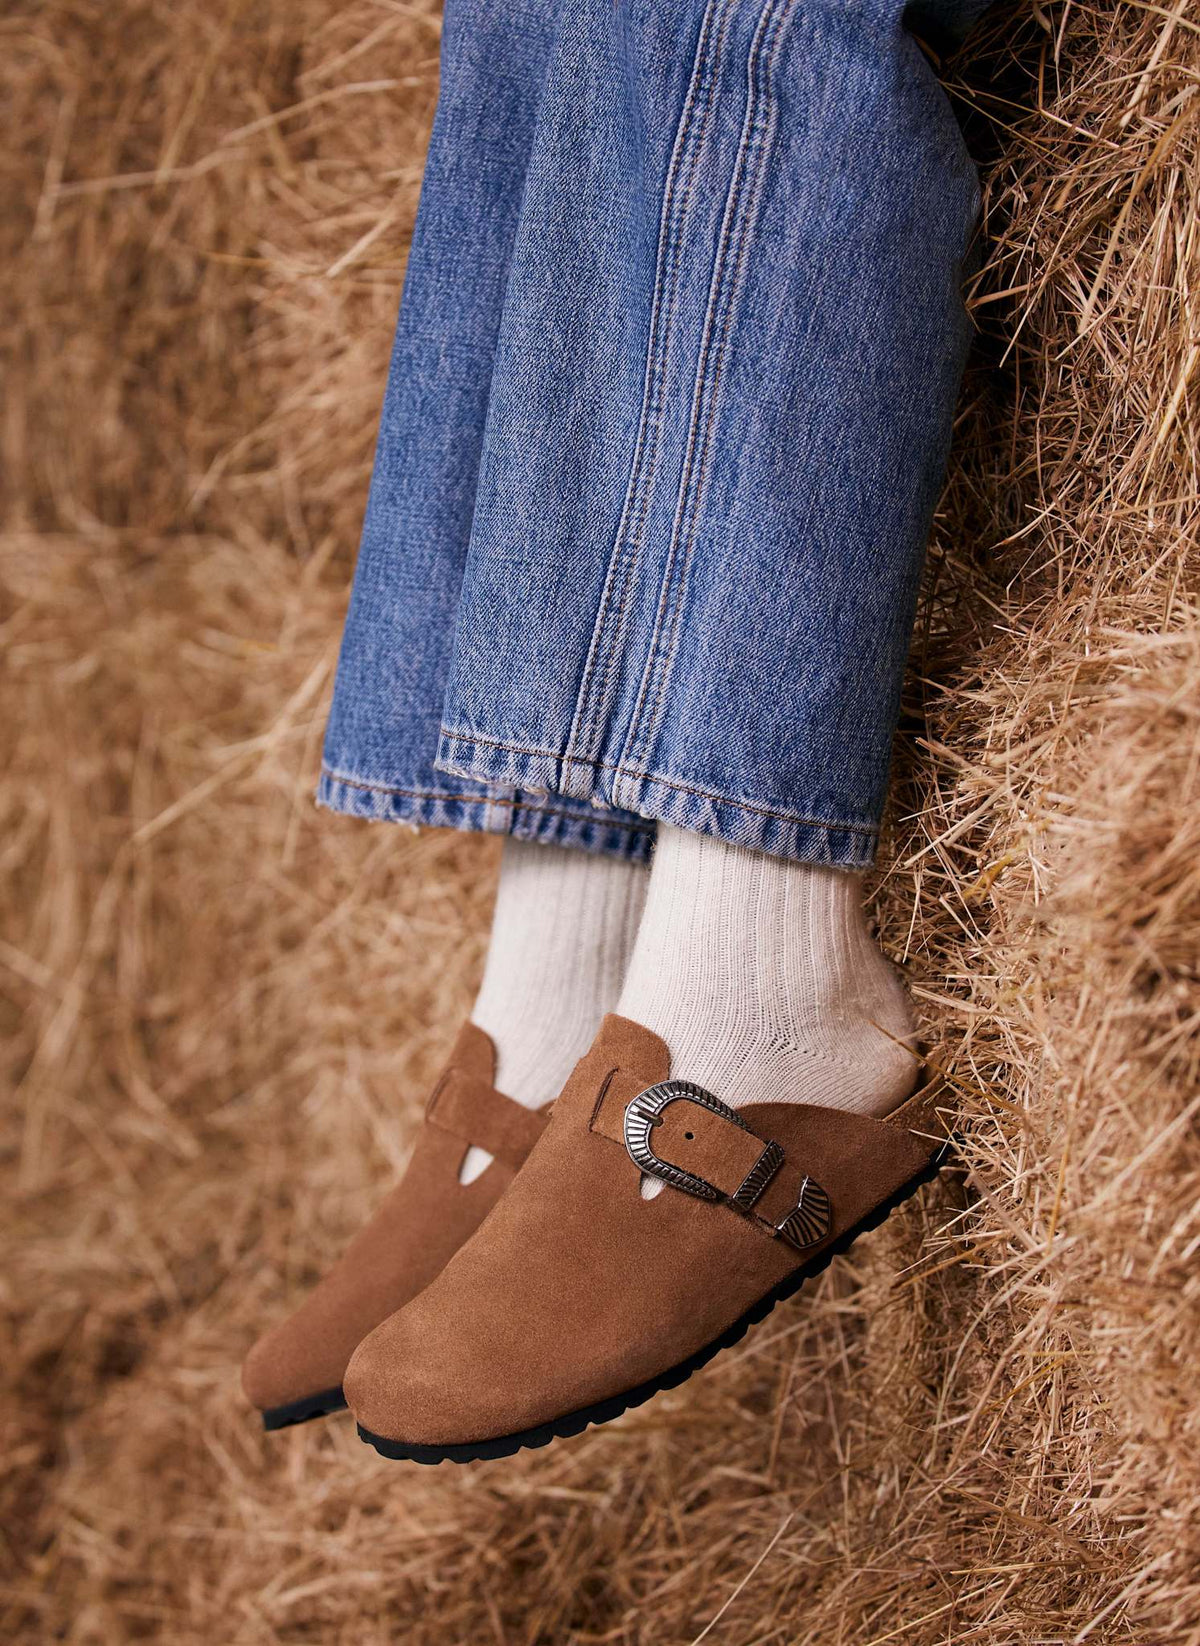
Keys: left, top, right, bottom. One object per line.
{"left": 592, "top": 1078, "right": 772, "bottom": 1190}
{"left": 426, "top": 1067, "right": 547, "bottom": 1168}
{"left": 344, "top": 1014, "right": 951, "bottom": 1446}
{"left": 592, "top": 1069, "right": 944, "bottom": 1236}
{"left": 241, "top": 1024, "right": 548, "bottom": 1413}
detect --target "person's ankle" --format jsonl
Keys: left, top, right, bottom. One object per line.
{"left": 616, "top": 825, "right": 919, "bottom": 1120}
{"left": 463, "top": 837, "right": 648, "bottom": 1180}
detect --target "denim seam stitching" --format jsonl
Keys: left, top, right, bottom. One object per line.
{"left": 563, "top": 0, "right": 737, "bottom": 778}
{"left": 643, "top": 0, "right": 795, "bottom": 768}
{"left": 436, "top": 729, "right": 879, "bottom": 837}
{"left": 615, "top": 6, "right": 777, "bottom": 790}
{"left": 616, "top": 0, "right": 798, "bottom": 801}
{"left": 563, "top": 0, "right": 730, "bottom": 766}
{"left": 321, "top": 768, "right": 650, "bottom": 833}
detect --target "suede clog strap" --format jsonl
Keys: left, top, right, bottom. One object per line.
{"left": 426, "top": 1068, "right": 548, "bottom": 1169}
{"left": 589, "top": 1066, "right": 949, "bottom": 1252}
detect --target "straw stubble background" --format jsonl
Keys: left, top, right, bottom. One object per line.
{"left": 4, "top": 0, "right": 1199, "bottom": 1640}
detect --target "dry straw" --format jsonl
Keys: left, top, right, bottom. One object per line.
{"left": 4, "top": 0, "right": 1199, "bottom": 1641}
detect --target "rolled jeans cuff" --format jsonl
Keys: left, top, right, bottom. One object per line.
{"left": 317, "top": 766, "right": 656, "bottom": 864}
{"left": 435, "top": 730, "right": 878, "bottom": 870}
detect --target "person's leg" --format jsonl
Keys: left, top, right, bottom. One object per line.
{"left": 319, "top": 0, "right": 657, "bottom": 1125}
{"left": 246, "top": 0, "right": 654, "bottom": 1431}
{"left": 344, "top": 0, "right": 991, "bottom": 1462}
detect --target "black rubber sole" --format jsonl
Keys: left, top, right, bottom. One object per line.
{"left": 262, "top": 1384, "right": 347, "bottom": 1431}
{"left": 356, "top": 1144, "right": 953, "bottom": 1465}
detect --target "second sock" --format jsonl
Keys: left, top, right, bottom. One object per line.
{"left": 464, "top": 836, "right": 649, "bottom": 1180}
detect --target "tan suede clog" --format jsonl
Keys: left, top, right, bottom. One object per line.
{"left": 345, "top": 1014, "right": 952, "bottom": 1463}
{"left": 242, "top": 1023, "right": 548, "bottom": 1430}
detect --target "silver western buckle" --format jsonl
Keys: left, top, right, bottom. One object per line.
{"left": 623, "top": 1080, "right": 831, "bottom": 1249}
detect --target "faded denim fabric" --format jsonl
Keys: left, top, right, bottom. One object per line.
{"left": 320, "top": 0, "right": 988, "bottom": 867}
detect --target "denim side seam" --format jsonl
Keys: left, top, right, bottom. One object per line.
{"left": 435, "top": 727, "right": 878, "bottom": 868}
{"left": 615, "top": 0, "right": 799, "bottom": 797}
{"left": 317, "top": 768, "right": 655, "bottom": 863}
{"left": 562, "top": 0, "right": 738, "bottom": 781}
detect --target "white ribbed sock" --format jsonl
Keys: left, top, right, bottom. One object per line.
{"left": 463, "top": 837, "right": 648, "bottom": 1181}
{"left": 617, "top": 826, "right": 919, "bottom": 1129}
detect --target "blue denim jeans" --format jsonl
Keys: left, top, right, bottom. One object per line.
{"left": 320, "top": 0, "right": 988, "bottom": 867}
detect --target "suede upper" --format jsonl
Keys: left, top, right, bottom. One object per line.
{"left": 344, "top": 1014, "right": 950, "bottom": 1447}
{"left": 242, "top": 1023, "right": 548, "bottom": 1414}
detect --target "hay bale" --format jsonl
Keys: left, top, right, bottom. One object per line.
{"left": 3, "top": 1, "right": 1198, "bottom": 1640}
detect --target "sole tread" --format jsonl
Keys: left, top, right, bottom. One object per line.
{"left": 262, "top": 1385, "right": 347, "bottom": 1431}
